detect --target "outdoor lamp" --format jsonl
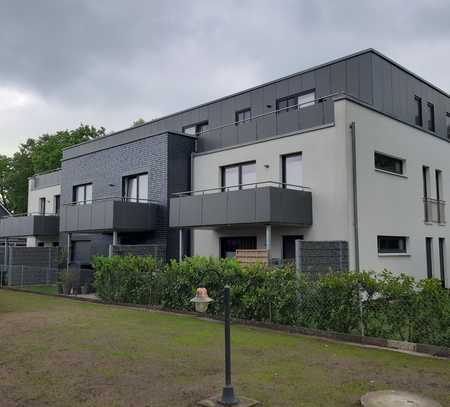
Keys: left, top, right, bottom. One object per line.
{"left": 190, "top": 287, "right": 214, "bottom": 313}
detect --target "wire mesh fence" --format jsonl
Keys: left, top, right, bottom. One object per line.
{"left": 0, "top": 264, "right": 59, "bottom": 289}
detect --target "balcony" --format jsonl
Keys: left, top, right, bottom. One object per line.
{"left": 60, "top": 197, "right": 159, "bottom": 233}
{"left": 0, "top": 213, "right": 59, "bottom": 238}
{"left": 424, "top": 198, "right": 446, "bottom": 224}
{"left": 169, "top": 181, "right": 312, "bottom": 228}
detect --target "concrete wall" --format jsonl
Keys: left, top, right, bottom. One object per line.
{"left": 348, "top": 101, "right": 450, "bottom": 282}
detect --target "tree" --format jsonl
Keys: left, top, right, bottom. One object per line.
{"left": 132, "top": 118, "right": 145, "bottom": 126}
{"left": 31, "top": 124, "right": 106, "bottom": 173}
{"left": 0, "top": 154, "right": 12, "bottom": 209}
{"left": 0, "top": 124, "right": 106, "bottom": 213}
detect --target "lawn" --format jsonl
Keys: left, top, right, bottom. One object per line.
{"left": 0, "top": 290, "right": 449, "bottom": 407}
{"left": 18, "top": 284, "right": 58, "bottom": 295}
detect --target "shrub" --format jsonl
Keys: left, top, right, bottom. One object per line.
{"left": 92, "top": 255, "right": 450, "bottom": 347}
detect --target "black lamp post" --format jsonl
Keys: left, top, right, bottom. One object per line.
{"left": 191, "top": 286, "right": 240, "bottom": 406}
{"left": 219, "top": 286, "right": 239, "bottom": 405}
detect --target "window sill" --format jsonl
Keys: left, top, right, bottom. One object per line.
{"left": 378, "top": 253, "right": 411, "bottom": 258}
{"left": 374, "top": 169, "right": 407, "bottom": 178}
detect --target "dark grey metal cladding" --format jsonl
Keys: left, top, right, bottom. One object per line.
{"left": 169, "top": 187, "right": 312, "bottom": 228}
{"left": 63, "top": 49, "right": 449, "bottom": 161}
{"left": 0, "top": 215, "right": 59, "bottom": 238}
{"left": 60, "top": 201, "right": 158, "bottom": 233}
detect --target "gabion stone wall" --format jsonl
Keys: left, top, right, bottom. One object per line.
{"left": 297, "top": 241, "right": 349, "bottom": 273}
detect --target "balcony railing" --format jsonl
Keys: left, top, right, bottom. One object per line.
{"left": 170, "top": 181, "right": 313, "bottom": 228}
{"left": 424, "top": 198, "right": 446, "bottom": 224}
{"left": 0, "top": 213, "right": 60, "bottom": 238}
{"left": 60, "top": 196, "right": 160, "bottom": 233}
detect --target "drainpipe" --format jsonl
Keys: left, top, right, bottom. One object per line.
{"left": 350, "top": 121, "right": 360, "bottom": 272}
{"left": 265, "top": 224, "right": 272, "bottom": 262}
{"left": 66, "top": 233, "right": 71, "bottom": 272}
{"left": 179, "top": 229, "right": 183, "bottom": 261}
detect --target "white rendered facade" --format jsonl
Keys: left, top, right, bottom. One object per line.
{"left": 190, "top": 99, "right": 450, "bottom": 283}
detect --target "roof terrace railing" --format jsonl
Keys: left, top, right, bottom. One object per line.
{"left": 172, "top": 181, "right": 310, "bottom": 197}
{"left": 0, "top": 212, "right": 60, "bottom": 219}
{"left": 185, "top": 91, "right": 344, "bottom": 138}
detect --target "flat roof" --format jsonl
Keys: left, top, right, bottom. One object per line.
{"left": 64, "top": 48, "right": 449, "bottom": 154}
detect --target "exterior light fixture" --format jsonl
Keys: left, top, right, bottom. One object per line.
{"left": 190, "top": 287, "right": 214, "bottom": 313}
{"left": 194, "top": 286, "right": 260, "bottom": 406}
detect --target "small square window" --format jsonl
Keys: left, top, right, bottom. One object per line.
{"left": 235, "top": 109, "right": 251, "bottom": 125}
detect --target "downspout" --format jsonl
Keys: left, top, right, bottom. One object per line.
{"left": 350, "top": 121, "right": 360, "bottom": 272}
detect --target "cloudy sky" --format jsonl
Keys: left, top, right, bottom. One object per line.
{"left": 0, "top": 0, "right": 449, "bottom": 155}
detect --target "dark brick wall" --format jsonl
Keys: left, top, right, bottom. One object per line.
{"left": 297, "top": 241, "right": 349, "bottom": 272}
{"left": 60, "top": 133, "right": 194, "bottom": 263}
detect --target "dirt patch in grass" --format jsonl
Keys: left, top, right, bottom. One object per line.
{"left": 1, "top": 290, "right": 449, "bottom": 407}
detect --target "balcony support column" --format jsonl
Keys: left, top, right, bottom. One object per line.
{"left": 265, "top": 224, "right": 272, "bottom": 261}
{"left": 179, "top": 229, "right": 183, "bottom": 261}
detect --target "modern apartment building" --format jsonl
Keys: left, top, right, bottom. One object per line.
{"left": 1, "top": 49, "right": 449, "bottom": 283}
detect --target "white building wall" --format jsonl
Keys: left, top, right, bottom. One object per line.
{"left": 26, "top": 178, "right": 61, "bottom": 247}
{"left": 348, "top": 101, "right": 450, "bottom": 282}
{"left": 192, "top": 100, "right": 354, "bottom": 261}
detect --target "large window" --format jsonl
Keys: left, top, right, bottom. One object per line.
{"left": 426, "top": 102, "right": 435, "bottom": 132}
{"left": 446, "top": 113, "right": 450, "bottom": 139}
{"left": 222, "top": 161, "right": 256, "bottom": 191}
{"left": 282, "top": 152, "right": 303, "bottom": 189}
{"left": 426, "top": 237, "right": 433, "bottom": 278}
{"left": 439, "top": 238, "right": 446, "bottom": 287}
{"left": 182, "top": 121, "right": 208, "bottom": 136}
{"left": 54, "top": 195, "right": 60, "bottom": 215}
{"left": 235, "top": 108, "right": 251, "bottom": 125}
{"left": 377, "top": 236, "right": 407, "bottom": 254}
{"left": 277, "top": 90, "right": 316, "bottom": 113}
{"left": 39, "top": 197, "right": 46, "bottom": 215}
{"left": 374, "top": 152, "right": 404, "bottom": 175}
{"left": 414, "top": 96, "right": 423, "bottom": 126}
{"left": 123, "top": 173, "right": 148, "bottom": 202}
{"left": 220, "top": 236, "right": 256, "bottom": 258}
{"left": 73, "top": 183, "right": 93, "bottom": 205}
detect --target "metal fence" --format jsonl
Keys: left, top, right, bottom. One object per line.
{"left": 0, "top": 264, "right": 59, "bottom": 288}
{"left": 110, "top": 244, "right": 166, "bottom": 259}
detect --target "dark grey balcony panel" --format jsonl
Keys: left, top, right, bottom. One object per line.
{"left": 269, "top": 188, "right": 313, "bottom": 225}
{"left": 0, "top": 215, "right": 59, "bottom": 238}
{"left": 169, "top": 186, "right": 312, "bottom": 228}
{"left": 60, "top": 200, "right": 158, "bottom": 233}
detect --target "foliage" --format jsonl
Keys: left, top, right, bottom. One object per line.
{"left": 92, "top": 256, "right": 450, "bottom": 347}
{"left": 0, "top": 124, "right": 105, "bottom": 213}
{"left": 132, "top": 118, "right": 145, "bottom": 126}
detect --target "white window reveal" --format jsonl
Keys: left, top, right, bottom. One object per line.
{"left": 282, "top": 153, "right": 303, "bottom": 190}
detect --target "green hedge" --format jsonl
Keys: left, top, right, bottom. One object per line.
{"left": 93, "top": 256, "right": 450, "bottom": 347}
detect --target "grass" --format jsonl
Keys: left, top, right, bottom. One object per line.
{"left": 0, "top": 290, "right": 449, "bottom": 407}
{"left": 18, "top": 284, "right": 58, "bottom": 295}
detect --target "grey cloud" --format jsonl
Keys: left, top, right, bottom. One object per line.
{"left": 0, "top": 0, "right": 449, "bottom": 154}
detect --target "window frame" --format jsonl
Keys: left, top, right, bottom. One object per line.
{"left": 276, "top": 89, "right": 316, "bottom": 114}
{"left": 54, "top": 195, "right": 61, "bottom": 215}
{"left": 235, "top": 108, "right": 252, "bottom": 125}
{"left": 39, "top": 197, "right": 46, "bottom": 215}
{"left": 446, "top": 112, "right": 450, "bottom": 140}
{"left": 122, "top": 172, "right": 149, "bottom": 203}
{"left": 182, "top": 121, "right": 209, "bottom": 136}
{"left": 414, "top": 96, "right": 423, "bottom": 126}
{"left": 377, "top": 235, "right": 408, "bottom": 255}
{"left": 221, "top": 161, "right": 256, "bottom": 191}
{"left": 374, "top": 152, "right": 405, "bottom": 176}
{"left": 426, "top": 102, "right": 435, "bottom": 132}
{"left": 281, "top": 152, "right": 303, "bottom": 189}
{"left": 72, "top": 183, "right": 93, "bottom": 205}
